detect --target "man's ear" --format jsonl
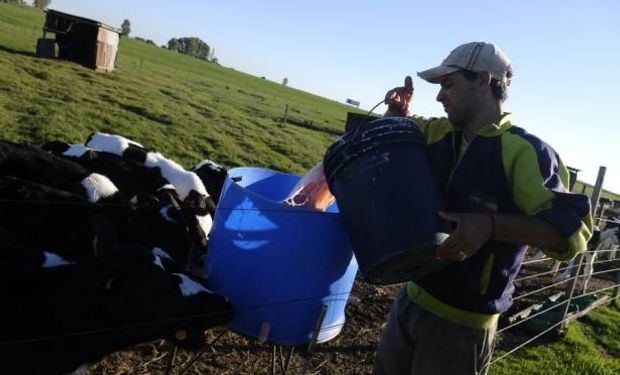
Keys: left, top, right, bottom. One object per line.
{"left": 478, "top": 72, "right": 492, "bottom": 89}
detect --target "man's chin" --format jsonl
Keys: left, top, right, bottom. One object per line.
{"left": 447, "top": 114, "right": 463, "bottom": 128}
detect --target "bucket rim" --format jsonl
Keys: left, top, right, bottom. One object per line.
{"left": 222, "top": 166, "right": 340, "bottom": 215}
{"left": 323, "top": 120, "right": 425, "bottom": 172}
{"left": 323, "top": 138, "right": 425, "bottom": 186}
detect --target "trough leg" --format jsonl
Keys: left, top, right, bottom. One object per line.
{"left": 299, "top": 305, "right": 328, "bottom": 374}
{"left": 177, "top": 330, "right": 228, "bottom": 375}
{"left": 164, "top": 344, "right": 178, "bottom": 375}
{"left": 282, "top": 346, "right": 295, "bottom": 375}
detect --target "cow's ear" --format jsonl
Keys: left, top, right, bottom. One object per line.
{"left": 41, "top": 140, "right": 70, "bottom": 154}
{"left": 91, "top": 214, "right": 119, "bottom": 258}
{"left": 123, "top": 146, "right": 148, "bottom": 163}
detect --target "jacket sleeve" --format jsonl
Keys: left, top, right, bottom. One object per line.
{"left": 502, "top": 131, "right": 593, "bottom": 261}
{"left": 408, "top": 114, "right": 453, "bottom": 145}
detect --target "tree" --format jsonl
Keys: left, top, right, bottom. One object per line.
{"left": 1, "top": 0, "right": 26, "bottom": 4}
{"left": 167, "top": 37, "right": 211, "bottom": 61}
{"left": 185, "top": 38, "right": 199, "bottom": 57}
{"left": 208, "top": 48, "right": 219, "bottom": 63}
{"left": 120, "top": 19, "right": 131, "bottom": 36}
{"left": 32, "top": 0, "right": 50, "bottom": 9}
{"left": 282, "top": 77, "right": 289, "bottom": 86}
{"left": 167, "top": 38, "right": 180, "bottom": 51}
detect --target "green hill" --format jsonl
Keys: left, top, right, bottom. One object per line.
{"left": 0, "top": 3, "right": 364, "bottom": 174}
{"left": 572, "top": 181, "right": 620, "bottom": 204}
{"left": 1, "top": 3, "right": 617, "bottom": 203}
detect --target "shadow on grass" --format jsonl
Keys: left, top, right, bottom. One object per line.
{"left": 0, "top": 44, "right": 35, "bottom": 57}
{"left": 120, "top": 104, "right": 173, "bottom": 126}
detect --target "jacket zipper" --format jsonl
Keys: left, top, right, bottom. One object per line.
{"left": 446, "top": 132, "right": 467, "bottom": 192}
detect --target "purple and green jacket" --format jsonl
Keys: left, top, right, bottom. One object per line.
{"left": 405, "top": 113, "right": 593, "bottom": 328}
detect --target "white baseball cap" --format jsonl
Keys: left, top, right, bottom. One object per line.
{"left": 417, "top": 41, "right": 511, "bottom": 84}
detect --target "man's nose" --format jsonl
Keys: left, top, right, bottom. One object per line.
{"left": 436, "top": 89, "right": 445, "bottom": 103}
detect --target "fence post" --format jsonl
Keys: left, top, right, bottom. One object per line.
{"left": 282, "top": 104, "right": 288, "bottom": 125}
{"left": 613, "top": 267, "right": 620, "bottom": 300}
{"left": 590, "top": 166, "right": 606, "bottom": 224}
{"left": 612, "top": 246, "right": 620, "bottom": 299}
{"left": 558, "top": 253, "right": 584, "bottom": 331}
{"left": 557, "top": 166, "right": 607, "bottom": 331}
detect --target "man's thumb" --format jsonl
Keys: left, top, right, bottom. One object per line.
{"left": 438, "top": 211, "right": 458, "bottom": 222}
{"left": 404, "top": 76, "right": 414, "bottom": 94}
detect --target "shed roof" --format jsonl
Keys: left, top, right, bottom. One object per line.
{"left": 44, "top": 9, "right": 121, "bottom": 34}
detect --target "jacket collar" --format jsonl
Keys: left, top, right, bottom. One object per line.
{"left": 478, "top": 113, "right": 513, "bottom": 137}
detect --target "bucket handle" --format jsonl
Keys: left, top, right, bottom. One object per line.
{"left": 343, "top": 99, "right": 385, "bottom": 154}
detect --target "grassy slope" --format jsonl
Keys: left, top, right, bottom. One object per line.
{"left": 1, "top": 4, "right": 619, "bottom": 374}
{"left": 1, "top": 3, "right": 617, "bottom": 201}
{"left": 0, "top": 3, "right": 364, "bottom": 174}
{"left": 572, "top": 181, "right": 620, "bottom": 203}
{"left": 490, "top": 300, "right": 620, "bottom": 375}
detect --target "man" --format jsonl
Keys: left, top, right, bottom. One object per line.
{"left": 372, "top": 41, "right": 593, "bottom": 375}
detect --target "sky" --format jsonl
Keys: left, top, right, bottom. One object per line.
{"left": 49, "top": 0, "right": 620, "bottom": 193}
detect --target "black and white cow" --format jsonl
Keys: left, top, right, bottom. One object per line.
{"left": 0, "top": 243, "right": 233, "bottom": 375}
{"left": 0, "top": 174, "right": 208, "bottom": 270}
{"left": 41, "top": 140, "right": 210, "bottom": 267}
{"left": 84, "top": 133, "right": 214, "bottom": 237}
{"left": 84, "top": 133, "right": 209, "bottom": 204}
{"left": 192, "top": 158, "right": 228, "bottom": 206}
{"left": 0, "top": 140, "right": 122, "bottom": 204}
{"left": 552, "top": 224, "right": 620, "bottom": 292}
{"left": 0, "top": 176, "right": 113, "bottom": 261}
{"left": 42, "top": 141, "right": 174, "bottom": 201}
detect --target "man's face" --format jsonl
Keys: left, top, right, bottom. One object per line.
{"left": 436, "top": 71, "right": 479, "bottom": 128}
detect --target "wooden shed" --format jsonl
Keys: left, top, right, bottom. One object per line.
{"left": 37, "top": 9, "right": 121, "bottom": 73}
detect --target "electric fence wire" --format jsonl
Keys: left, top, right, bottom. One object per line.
{"left": 491, "top": 292, "right": 620, "bottom": 366}
{"left": 0, "top": 290, "right": 353, "bottom": 347}
{"left": 0, "top": 167, "right": 619, "bottom": 370}
{"left": 514, "top": 254, "right": 620, "bottom": 284}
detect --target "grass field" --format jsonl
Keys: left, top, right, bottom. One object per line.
{"left": 0, "top": 3, "right": 365, "bottom": 176}
{"left": 490, "top": 300, "right": 620, "bottom": 375}
{"left": 2, "top": 3, "right": 617, "bottom": 200}
{"left": 1, "top": 3, "right": 619, "bottom": 374}
{"left": 573, "top": 181, "right": 620, "bottom": 203}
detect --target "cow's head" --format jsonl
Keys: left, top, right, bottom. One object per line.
{"left": 119, "top": 189, "right": 208, "bottom": 273}
{"left": 192, "top": 159, "right": 227, "bottom": 205}
{"left": 91, "top": 244, "right": 233, "bottom": 350}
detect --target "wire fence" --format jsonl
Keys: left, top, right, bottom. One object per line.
{"left": 4, "top": 232, "right": 618, "bottom": 374}
{"left": 1, "top": 175, "right": 619, "bottom": 373}
{"left": 490, "top": 243, "right": 620, "bottom": 369}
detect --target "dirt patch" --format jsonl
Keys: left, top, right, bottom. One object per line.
{"left": 90, "top": 250, "right": 619, "bottom": 374}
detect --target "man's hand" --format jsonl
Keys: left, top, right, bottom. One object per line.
{"left": 384, "top": 76, "right": 414, "bottom": 117}
{"left": 435, "top": 211, "right": 493, "bottom": 262}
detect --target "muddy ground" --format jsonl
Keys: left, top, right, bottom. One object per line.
{"left": 91, "top": 249, "right": 618, "bottom": 374}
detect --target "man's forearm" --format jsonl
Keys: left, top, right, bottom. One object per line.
{"left": 493, "top": 214, "right": 568, "bottom": 253}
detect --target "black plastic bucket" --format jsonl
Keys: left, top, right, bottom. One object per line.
{"left": 323, "top": 117, "right": 450, "bottom": 285}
